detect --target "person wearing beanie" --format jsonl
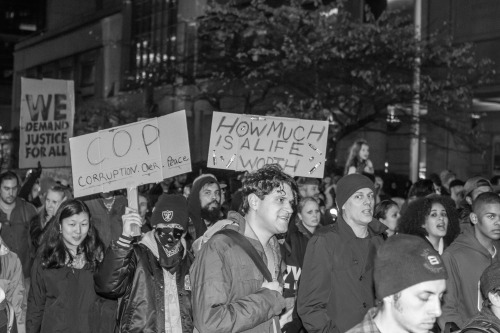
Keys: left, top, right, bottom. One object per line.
{"left": 346, "top": 234, "right": 447, "bottom": 333}
{"left": 95, "top": 194, "right": 194, "bottom": 333}
{"left": 461, "top": 262, "right": 500, "bottom": 332}
{"left": 187, "top": 173, "right": 222, "bottom": 240}
{"left": 190, "top": 164, "right": 298, "bottom": 333}
{"left": 297, "top": 174, "right": 387, "bottom": 333}
{"left": 440, "top": 191, "right": 500, "bottom": 330}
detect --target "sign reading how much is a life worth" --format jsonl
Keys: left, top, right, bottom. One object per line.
{"left": 70, "top": 110, "right": 191, "bottom": 198}
{"left": 208, "top": 112, "right": 328, "bottom": 177}
{"left": 19, "top": 78, "right": 75, "bottom": 169}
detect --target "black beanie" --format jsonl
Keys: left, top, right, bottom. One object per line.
{"left": 151, "top": 194, "right": 189, "bottom": 229}
{"left": 374, "top": 234, "right": 448, "bottom": 300}
{"left": 335, "top": 174, "right": 375, "bottom": 209}
{"left": 480, "top": 261, "right": 500, "bottom": 300}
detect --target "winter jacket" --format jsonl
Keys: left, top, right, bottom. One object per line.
{"left": 190, "top": 211, "right": 286, "bottom": 333}
{"left": 94, "top": 232, "right": 194, "bottom": 333}
{"left": 280, "top": 219, "right": 313, "bottom": 333}
{"left": 0, "top": 242, "right": 25, "bottom": 333}
{"left": 27, "top": 257, "right": 97, "bottom": 333}
{"left": 461, "top": 305, "right": 500, "bottom": 332}
{"left": 0, "top": 198, "right": 37, "bottom": 278}
{"left": 83, "top": 194, "right": 127, "bottom": 247}
{"left": 439, "top": 228, "right": 500, "bottom": 329}
{"left": 297, "top": 216, "right": 387, "bottom": 333}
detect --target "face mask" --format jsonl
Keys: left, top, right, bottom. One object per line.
{"left": 155, "top": 225, "right": 184, "bottom": 247}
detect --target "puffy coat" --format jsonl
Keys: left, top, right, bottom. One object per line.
{"left": 94, "top": 232, "right": 194, "bottom": 333}
{"left": 297, "top": 216, "right": 387, "bottom": 333}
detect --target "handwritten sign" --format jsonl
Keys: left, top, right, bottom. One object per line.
{"left": 19, "top": 78, "right": 75, "bottom": 168}
{"left": 208, "top": 112, "right": 328, "bottom": 177}
{"left": 70, "top": 110, "right": 191, "bottom": 198}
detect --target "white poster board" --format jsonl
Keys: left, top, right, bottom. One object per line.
{"left": 70, "top": 110, "right": 191, "bottom": 198}
{"left": 19, "top": 78, "right": 75, "bottom": 168}
{"left": 208, "top": 112, "right": 328, "bottom": 177}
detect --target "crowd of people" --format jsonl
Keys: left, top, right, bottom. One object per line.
{"left": 0, "top": 138, "right": 498, "bottom": 332}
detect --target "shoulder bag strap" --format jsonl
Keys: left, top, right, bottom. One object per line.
{"left": 216, "top": 229, "right": 273, "bottom": 282}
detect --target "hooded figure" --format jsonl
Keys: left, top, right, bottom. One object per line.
{"left": 187, "top": 174, "right": 222, "bottom": 240}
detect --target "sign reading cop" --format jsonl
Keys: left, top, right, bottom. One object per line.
{"left": 208, "top": 112, "right": 329, "bottom": 177}
{"left": 70, "top": 110, "right": 191, "bottom": 198}
{"left": 19, "top": 78, "right": 75, "bottom": 169}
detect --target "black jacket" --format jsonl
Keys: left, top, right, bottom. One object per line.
{"left": 94, "top": 232, "right": 194, "bottom": 333}
{"left": 27, "top": 257, "right": 97, "bottom": 333}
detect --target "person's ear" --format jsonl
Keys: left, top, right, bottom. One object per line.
{"left": 470, "top": 212, "right": 478, "bottom": 225}
{"left": 466, "top": 196, "right": 473, "bottom": 206}
{"left": 248, "top": 193, "right": 260, "bottom": 211}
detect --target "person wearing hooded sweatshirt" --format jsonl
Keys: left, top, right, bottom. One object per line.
{"left": 186, "top": 174, "right": 222, "bottom": 242}
{"left": 439, "top": 191, "right": 500, "bottom": 330}
{"left": 297, "top": 174, "right": 387, "bottom": 333}
{"left": 94, "top": 194, "right": 194, "bottom": 333}
{"left": 190, "top": 164, "right": 298, "bottom": 333}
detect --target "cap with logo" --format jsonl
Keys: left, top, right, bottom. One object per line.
{"left": 150, "top": 194, "right": 189, "bottom": 229}
{"left": 374, "top": 234, "right": 448, "bottom": 300}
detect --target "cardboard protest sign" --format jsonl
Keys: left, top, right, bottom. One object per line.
{"left": 19, "top": 78, "right": 75, "bottom": 169}
{"left": 208, "top": 112, "right": 328, "bottom": 177}
{"left": 70, "top": 110, "right": 191, "bottom": 198}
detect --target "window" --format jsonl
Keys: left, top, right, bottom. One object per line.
{"left": 127, "top": 0, "right": 178, "bottom": 89}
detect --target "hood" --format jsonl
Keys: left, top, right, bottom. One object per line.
{"left": 187, "top": 174, "right": 220, "bottom": 238}
{"left": 139, "top": 230, "right": 187, "bottom": 259}
{"left": 448, "top": 227, "right": 494, "bottom": 257}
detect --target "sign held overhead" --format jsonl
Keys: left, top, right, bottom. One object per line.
{"left": 208, "top": 112, "right": 328, "bottom": 177}
{"left": 70, "top": 110, "right": 191, "bottom": 198}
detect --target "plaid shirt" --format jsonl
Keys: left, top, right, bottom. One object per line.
{"left": 346, "top": 307, "right": 381, "bottom": 333}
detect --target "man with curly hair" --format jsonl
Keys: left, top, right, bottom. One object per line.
{"left": 190, "top": 164, "right": 298, "bottom": 333}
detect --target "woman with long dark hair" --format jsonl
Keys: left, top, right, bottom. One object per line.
{"left": 26, "top": 200, "right": 104, "bottom": 333}
{"left": 344, "top": 139, "right": 374, "bottom": 175}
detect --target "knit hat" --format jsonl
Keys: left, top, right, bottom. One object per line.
{"left": 335, "top": 174, "right": 375, "bottom": 209}
{"left": 151, "top": 194, "right": 189, "bottom": 229}
{"left": 374, "top": 234, "right": 448, "bottom": 300}
{"left": 480, "top": 262, "right": 500, "bottom": 300}
{"left": 464, "top": 176, "right": 492, "bottom": 197}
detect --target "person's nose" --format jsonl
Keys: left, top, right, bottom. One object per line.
{"left": 428, "top": 297, "right": 442, "bottom": 318}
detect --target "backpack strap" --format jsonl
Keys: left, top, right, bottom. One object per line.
{"left": 215, "top": 229, "right": 273, "bottom": 282}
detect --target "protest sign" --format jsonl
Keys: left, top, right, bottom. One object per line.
{"left": 208, "top": 112, "right": 329, "bottom": 177}
{"left": 70, "top": 110, "right": 191, "bottom": 198}
{"left": 19, "top": 78, "right": 75, "bottom": 169}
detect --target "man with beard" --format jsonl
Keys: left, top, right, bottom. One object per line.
{"left": 297, "top": 174, "right": 387, "bottom": 333}
{"left": 187, "top": 174, "right": 222, "bottom": 240}
{"left": 190, "top": 164, "right": 298, "bottom": 332}
{"left": 95, "top": 194, "right": 194, "bottom": 333}
{"left": 0, "top": 171, "right": 37, "bottom": 280}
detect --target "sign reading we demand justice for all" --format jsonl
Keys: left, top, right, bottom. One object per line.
{"left": 208, "top": 112, "right": 329, "bottom": 177}
{"left": 70, "top": 110, "right": 191, "bottom": 198}
{"left": 19, "top": 78, "right": 75, "bottom": 169}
